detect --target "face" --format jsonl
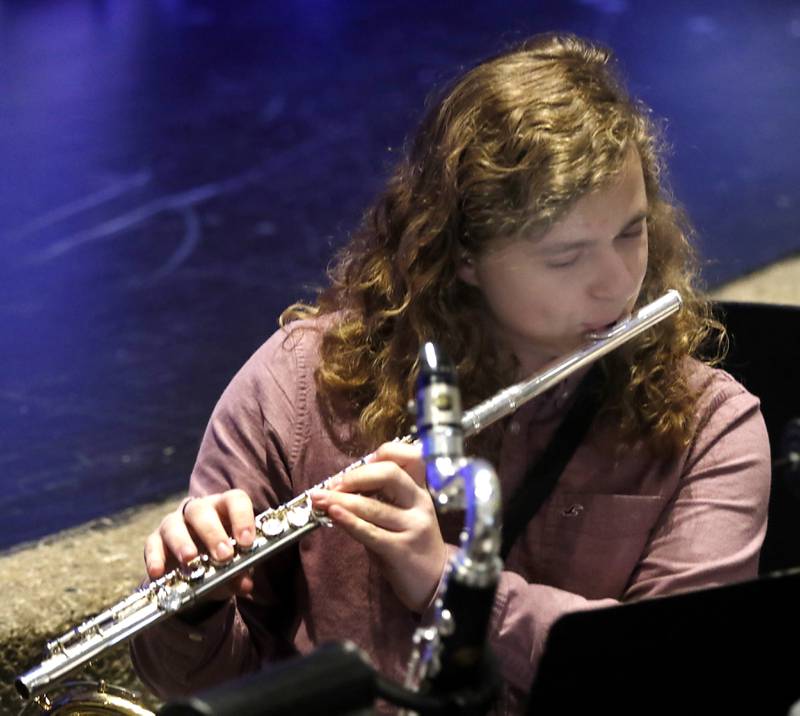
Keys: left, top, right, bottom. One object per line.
{"left": 458, "top": 150, "right": 649, "bottom": 375}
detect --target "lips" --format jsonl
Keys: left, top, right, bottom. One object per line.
{"left": 583, "top": 317, "right": 622, "bottom": 333}
{"left": 580, "top": 308, "right": 635, "bottom": 338}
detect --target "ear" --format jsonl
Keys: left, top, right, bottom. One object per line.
{"left": 456, "top": 255, "right": 480, "bottom": 287}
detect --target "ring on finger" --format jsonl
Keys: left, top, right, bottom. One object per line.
{"left": 179, "top": 496, "right": 196, "bottom": 519}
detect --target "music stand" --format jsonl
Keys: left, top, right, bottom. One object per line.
{"left": 526, "top": 569, "right": 800, "bottom": 715}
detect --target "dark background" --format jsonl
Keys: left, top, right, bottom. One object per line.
{"left": 2, "top": 0, "right": 799, "bottom": 549}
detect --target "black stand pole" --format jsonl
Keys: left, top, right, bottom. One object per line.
{"left": 158, "top": 642, "right": 377, "bottom": 716}
{"left": 158, "top": 640, "right": 499, "bottom": 716}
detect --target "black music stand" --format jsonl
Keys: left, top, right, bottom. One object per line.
{"left": 526, "top": 569, "right": 800, "bottom": 716}
{"left": 714, "top": 300, "right": 800, "bottom": 574}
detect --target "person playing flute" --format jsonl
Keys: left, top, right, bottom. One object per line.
{"left": 132, "top": 32, "right": 770, "bottom": 714}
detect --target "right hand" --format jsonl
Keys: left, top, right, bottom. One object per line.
{"left": 144, "top": 489, "right": 257, "bottom": 601}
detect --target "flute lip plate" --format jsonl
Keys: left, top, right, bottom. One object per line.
{"left": 585, "top": 313, "right": 632, "bottom": 341}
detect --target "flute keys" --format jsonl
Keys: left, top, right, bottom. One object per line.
{"left": 256, "top": 495, "right": 317, "bottom": 539}
{"left": 286, "top": 502, "right": 311, "bottom": 528}
{"left": 237, "top": 536, "right": 258, "bottom": 553}
{"left": 258, "top": 512, "right": 288, "bottom": 537}
{"left": 156, "top": 586, "right": 184, "bottom": 614}
{"left": 182, "top": 555, "right": 209, "bottom": 581}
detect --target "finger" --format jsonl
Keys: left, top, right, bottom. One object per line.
{"left": 313, "top": 490, "right": 407, "bottom": 532}
{"left": 144, "top": 532, "right": 168, "bottom": 579}
{"left": 183, "top": 497, "right": 238, "bottom": 563}
{"left": 324, "top": 502, "right": 386, "bottom": 554}
{"left": 333, "top": 463, "right": 419, "bottom": 508}
{"left": 159, "top": 512, "right": 202, "bottom": 565}
{"left": 235, "top": 570, "right": 255, "bottom": 597}
{"left": 373, "top": 440, "right": 423, "bottom": 464}
{"left": 212, "top": 570, "right": 256, "bottom": 600}
{"left": 221, "top": 489, "right": 256, "bottom": 549}
{"left": 373, "top": 441, "right": 426, "bottom": 486}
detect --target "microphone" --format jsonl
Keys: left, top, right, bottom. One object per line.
{"left": 412, "top": 342, "right": 501, "bottom": 714}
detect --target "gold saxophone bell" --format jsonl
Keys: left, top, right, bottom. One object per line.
{"left": 17, "top": 681, "right": 154, "bottom": 716}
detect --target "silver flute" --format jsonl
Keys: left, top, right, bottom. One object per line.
{"left": 16, "top": 289, "right": 682, "bottom": 701}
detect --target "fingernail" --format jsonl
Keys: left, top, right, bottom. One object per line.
{"left": 239, "top": 528, "right": 252, "bottom": 544}
{"left": 179, "top": 547, "right": 197, "bottom": 563}
{"left": 216, "top": 541, "right": 233, "bottom": 559}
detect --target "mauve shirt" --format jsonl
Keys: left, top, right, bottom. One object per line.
{"left": 131, "top": 320, "right": 770, "bottom": 714}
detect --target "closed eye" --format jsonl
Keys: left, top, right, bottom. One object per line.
{"left": 620, "top": 228, "right": 644, "bottom": 239}
{"left": 546, "top": 252, "right": 582, "bottom": 268}
{"left": 618, "top": 219, "right": 646, "bottom": 240}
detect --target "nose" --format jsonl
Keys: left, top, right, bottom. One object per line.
{"left": 588, "top": 245, "right": 639, "bottom": 303}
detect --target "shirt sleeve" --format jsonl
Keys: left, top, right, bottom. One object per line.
{"left": 131, "top": 326, "right": 312, "bottom": 698}
{"left": 487, "top": 375, "right": 771, "bottom": 694}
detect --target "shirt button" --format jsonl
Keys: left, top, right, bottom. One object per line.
{"left": 508, "top": 421, "right": 521, "bottom": 435}
{"left": 561, "top": 504, "right": 584, "bottom": 518}
{"left": 188, "top": 632, "right": 205, "bottom": 642}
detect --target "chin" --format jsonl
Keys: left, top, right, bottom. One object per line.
{"left": 546, "top": 338, "right": 584, "bottom": 361}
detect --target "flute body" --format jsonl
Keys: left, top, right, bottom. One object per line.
{"left": 16, "top": 289, "right": 682, "bottom": 701}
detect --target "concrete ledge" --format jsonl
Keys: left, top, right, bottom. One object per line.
{"left": 710, "top": 254, "right": 800, "bottom": 306}
{"left": 0, "top": 495, "right": 181, "bottom": 714}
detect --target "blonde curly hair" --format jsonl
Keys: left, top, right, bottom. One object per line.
{"left": 282, "top": 32, "right": 723, "bottom": 459}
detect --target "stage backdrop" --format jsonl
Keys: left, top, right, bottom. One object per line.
{"left": 1, "top": 0, "right": 799, "bottom": 549}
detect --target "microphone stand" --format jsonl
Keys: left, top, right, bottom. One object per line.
{"left": 401, "top": 342, "right": 502, "bottom": 715}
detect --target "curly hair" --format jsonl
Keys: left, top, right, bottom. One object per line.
{"left": 281, "top": 32, "right": 723, "bottom": 459}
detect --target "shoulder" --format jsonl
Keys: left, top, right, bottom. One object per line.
{"left": 683, "top": 358, "right": 760, "bottom": 423}
{"left": 679, "top": 358, "right": 769, "bottom": 471}
{"left": 210, "top": 316, "right": 331, "bottom": 430}
{"left": 235, "top": 314, "right": 341, "bottom": 392}
{"left": 210, "top": 315, "right": 342, "bottom": 469}
{"left": 251, "top": 316, "right": 327, "bottom": 370}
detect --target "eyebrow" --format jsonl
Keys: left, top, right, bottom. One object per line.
{"left": 540, "top": 209, "right": 648, "bottom": 254}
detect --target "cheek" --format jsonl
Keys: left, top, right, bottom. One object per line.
{"left": 636, "top": 233, "right": 649, "bottom": 279}
{"left": 480, "top": 272, "right": 567, "bottom": 327}
{"left": 473, "top": 256, "right": 586, "bottom": 334}
{"left": 477, "top": 264, "right": 537, "bottom": 309}
{"left": 631, "top": 246, "right": 648, "bottom": 297}
{"left": 615, "top": 236, "right": 649, "bottom": 298}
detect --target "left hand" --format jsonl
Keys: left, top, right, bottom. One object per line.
{"left": 311, "top": 441, "right": 447, "bottom": 614}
